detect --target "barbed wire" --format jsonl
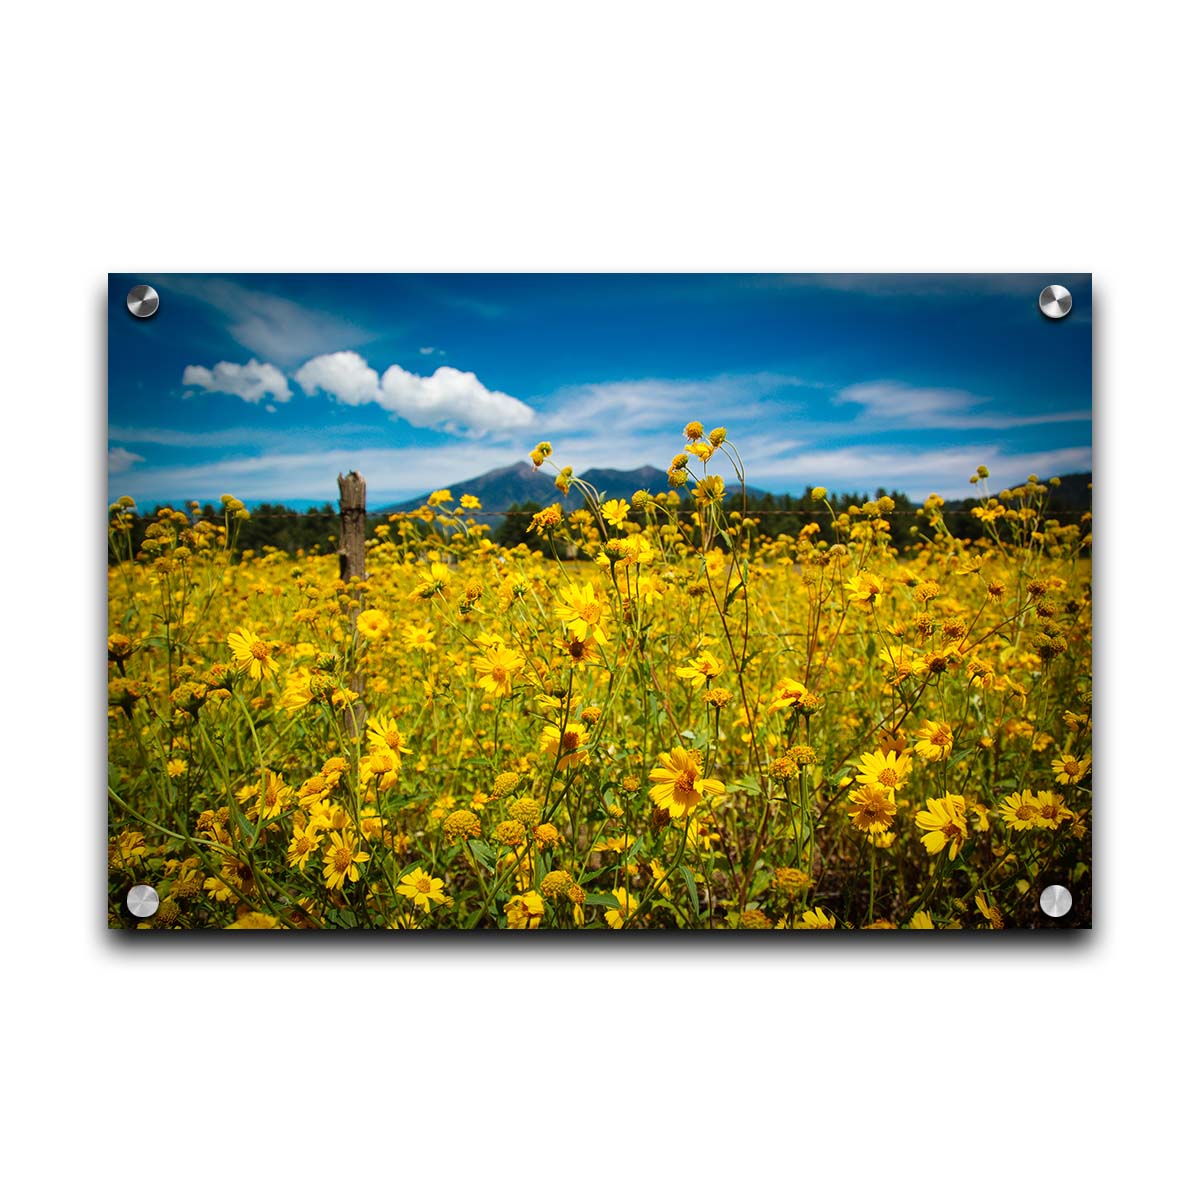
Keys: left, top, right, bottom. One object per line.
{"left": 112, "top": 507, "right": 1094, "bottom": 519}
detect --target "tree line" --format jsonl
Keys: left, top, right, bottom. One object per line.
{"left": 109, "top": 475, "right": 1091, "bottom": 563}
{"left": 493, "top": 475, "right": 1092, "bottom": 552}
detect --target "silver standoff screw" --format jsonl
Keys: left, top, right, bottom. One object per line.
{"left": 1039, "top": 884, "right": 1072, "bottom": 918}
{"left": 1038, "top": 284, "right": 1072, "bottom": 320}
{"left": 126, "top": 884, "right": 160, "bottom": 918}
{"left": 126, "top": 284, "right": 159, "bottom": 319}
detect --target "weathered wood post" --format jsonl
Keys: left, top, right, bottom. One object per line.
{"left": 338, "top": 471, "right": 368, "bottom": 735}
{"left": 338, "top": 471, "right": 367, "bottom": 584}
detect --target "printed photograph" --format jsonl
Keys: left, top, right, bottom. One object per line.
{"left": 107, "top": 273, "right": 1092, "bottom": 930}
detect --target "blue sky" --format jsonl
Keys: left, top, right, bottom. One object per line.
{"left": 108, "top": 273, "right": 1092, "bottom": 509}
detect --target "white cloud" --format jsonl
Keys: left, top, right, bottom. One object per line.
{"left": 379, "top": 364, "right": 534, "bottom": 434}
{"left": 294, "top": 351, "right": 380, "bottom": 406}
{"left": 293, "top": 351, "right": 535, "bottom": 436}
{"left": 419, "top": 346, "right": 446, "bottom": 356}
{"left": 182, "top": 359, "right": 292, "bottom": 405}
{"left": 108, "top": 447, "right": 144, "bottom": 473}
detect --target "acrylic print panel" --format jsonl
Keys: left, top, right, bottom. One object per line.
{"left": 107, "top": 273, "right": 1093, "bottom": 932}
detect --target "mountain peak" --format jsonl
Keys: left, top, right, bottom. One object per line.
{"left": 383, "top": 461, "right": 669, "bottom": 522}
{"left": 381, "top": 460, "right": 769, "bottom": 524}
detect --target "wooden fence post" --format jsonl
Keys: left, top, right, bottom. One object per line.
{"left": 338, "top": 471, "right": 367, "bottom": 584}
{"left": 338, "top": 471, "right": 367, "bottom": 734}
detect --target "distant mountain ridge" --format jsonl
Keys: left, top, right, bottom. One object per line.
{"left": 379, "top": 461, "right": 1091, "bottom": 526}
{"left": 943, "top": 471, "right": 1092, "bottom": 515}
{"left": 382, "top": 461, "right": 766, "bottom": 522}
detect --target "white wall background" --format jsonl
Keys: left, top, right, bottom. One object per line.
{"left": 3, "top": 3, "right": 1194, "bottom": 1196}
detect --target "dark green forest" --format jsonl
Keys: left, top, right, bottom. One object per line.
{"left": 490, "top": 473, "right": 1091, "bottom": 552}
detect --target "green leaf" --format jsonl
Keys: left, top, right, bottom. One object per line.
{"left": 467, "top": 839, "right": 497, "bottom": 872}
{"left": 585, "top": 892, "right": 621, "bottom": 909}
{"left": 618, "top": 836, "right": 645, "bottom": 863}
{"left": 680, "top": 864, "right": 700, "bottom": 915}
{"left": 229, "top": 802, "right": 254, "bottom": 843}
{"left": 747, "top": 872, "right": 772, "bottom": 900}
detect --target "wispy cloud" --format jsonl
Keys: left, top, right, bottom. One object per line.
{"left": 107, "top": 444, "right": 518, "bottom": 506}
{"left": 108, "top": 422, "right": 382, "bottom": 450}
{"left": 107, "top": 433, "right": 1092, "bottom": 508}
{"left": 834, "top": 380, "right": 1090, "bottom": 431}
{"left": 108, "top": 447, "right": 144, "bottom": 473}
{"left": 733, "top": 440, "right": 1092, "bottom": 498}
{"left": 737, "top": 274, "right": 1091, "bottom": 300}
{"left": 163, "top": 277, "right": 375, "bottom": 364}
{"left": 796, "top": 274, "right": 1047, "bottom": 298}
{"left": 109, "top": 425, "right": 253, "bottom": 449}
{"left": 539, "top": 372, "right": 814, "bottom": 438}
{"left": 435, "top": 290, "right": 510, "bottom": 320}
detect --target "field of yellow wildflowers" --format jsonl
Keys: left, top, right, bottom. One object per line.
{"left": 107, "top": 422, "right": 1091, "bottom": 931}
